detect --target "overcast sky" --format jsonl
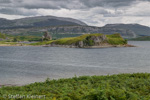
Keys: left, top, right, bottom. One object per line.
{"left": 0, "top": 0, "right": 150, "bottom": 27}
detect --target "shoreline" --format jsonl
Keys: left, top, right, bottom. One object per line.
{"left": 43, "top": 44, "right": 136, "bottom": 48}
{"left": 0, "top": 44, "right": 136, "bottom": 48}
{"left": 0, "top": 71, "right": 147, "bottom": 88}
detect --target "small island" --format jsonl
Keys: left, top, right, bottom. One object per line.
{"left": 31, "top": 33, "right": 134, "bottom": 48}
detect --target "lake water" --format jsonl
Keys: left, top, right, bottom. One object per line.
{"left": 0, "top": 41, "right": 150, "bottom": 86}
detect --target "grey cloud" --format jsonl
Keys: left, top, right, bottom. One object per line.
{"left": 0, "top": 0, "right": 139, "bottom": 10}
{"left": 0, "top": 0, "right": 11, "bottom": 3}
{"left": 0, "top": 7, "right": 38, "bottom": 16}
{"left": 80, "top": 0, "right": 137, "bottom": 8}
{"left": 0, "top": 0, "right": 150, "bottom": 27}
{"left": 8, "top": 0, "right": 84, "bottom": 9}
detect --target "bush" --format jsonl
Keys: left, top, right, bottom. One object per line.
{"left": 84, "top": 36, "right": 94, "bottom": 46}
{"left": 0, "top": 73, "right": 150, "bottom": 100}
{"left": 12, "top": 37, "right": 18, "bottom": 42}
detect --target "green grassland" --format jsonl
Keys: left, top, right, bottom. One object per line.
{"left": 29, "top": 41, "right": 53, "bottom": 46}
{"left": 106, "top": 34, "right": 127, "bottom": 45}
{"left": 0, "top": 73, "right": 150, "bottom": 100}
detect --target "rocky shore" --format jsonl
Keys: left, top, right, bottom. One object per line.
{"left": 43, "top": 44, "right": 135, "bottom": 48}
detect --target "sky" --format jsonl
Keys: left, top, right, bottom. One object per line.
{"left": 0, "top": 0, "right": 150, "bottom": 27}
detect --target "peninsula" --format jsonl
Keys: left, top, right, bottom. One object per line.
{"left": 0, "top": 32, "right": 134, "bottom": 48}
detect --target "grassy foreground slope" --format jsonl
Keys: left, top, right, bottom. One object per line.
{"left": 0, "top": 73, "right": 150, "bottom": 100}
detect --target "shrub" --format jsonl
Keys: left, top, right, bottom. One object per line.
{"left": 0, "top": 73, "right": 150, "bottom": 100}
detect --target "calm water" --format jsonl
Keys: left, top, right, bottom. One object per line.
{"left": 0, "top": 41, "right": 150, "bottom": 85}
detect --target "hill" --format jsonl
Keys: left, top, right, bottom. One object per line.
{"left": 0, "top": 16, "right": 150, "bottom": 39}
{"left": 0, "top": 16, "right": 87, "bottom": 29}
{"left": 0, "top": 25, "right": 136, "bottom": 38}
{"left": 104, "top": 24, "right": 150, "bottom": 36}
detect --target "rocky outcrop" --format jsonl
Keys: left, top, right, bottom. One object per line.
{"left": 72, "top": 35, "right": 108, "bottom": 48}
{"left": 91, "top": 35, "right": 107, "bottom": 45}
{"left": 78, "top": 41, "right": 84, "bottom": 48}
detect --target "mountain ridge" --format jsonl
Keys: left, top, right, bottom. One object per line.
{"left": 104, "top": 23, "right": 150, "bottom": 36}
{"left": 0, "top": 16, "right": 150, "bottom": 38}
{"left": 0, "top": 15, "right": 87, "bottom": 29}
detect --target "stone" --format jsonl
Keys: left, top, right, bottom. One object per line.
{"left": 78, "top": 41, "right": 84, "bottom": 48}
{"left": 88, "top": 35, "right": 107, "bottom": 46}
{"left": 42, "top": 31, "right": 52, "bottom": 41}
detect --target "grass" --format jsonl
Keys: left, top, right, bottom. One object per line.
{"left": 106, "top": 34, "right": 127, "bottom": 45}
{"left": 30, "top": 33, "right": 127, "bottom": 46}
{"left": 0, "top": 73, "right": 150, "bottom": 100}
{"left": 29, "top": 41, "right": 53, "bottom": 46}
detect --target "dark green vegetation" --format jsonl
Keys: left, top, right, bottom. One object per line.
{"left": 130, "top": 36, "right": 150, "bottom": 41}
{"left": 0, "top": 73, "right": 150, "bottom": 100}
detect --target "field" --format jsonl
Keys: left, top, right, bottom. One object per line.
{"left": 0, "top": 73, "right": 150, "bottom": 100}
